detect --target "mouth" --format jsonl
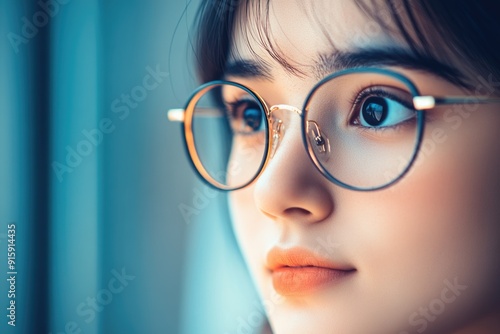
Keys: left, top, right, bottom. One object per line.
{"left": 266, "top": 247, "right": 356, "bottom": 296}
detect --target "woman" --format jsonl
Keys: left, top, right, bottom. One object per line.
{"left": 170, "top": 0, "right": 500, "bottom": 333}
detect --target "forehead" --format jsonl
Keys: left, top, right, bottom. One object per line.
{"left": 230, "top": 0, "right": 397, "bottom": 73}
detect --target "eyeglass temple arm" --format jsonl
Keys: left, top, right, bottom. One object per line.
{"left": 167, "top": 109, "right": 185, "bottom": 122}
{"left": 413, "top": 96, "right": 500, "bottom": 110}
{"left": 169, "top": 96, "right": 500, "bottom": 120}
{"left": 167, "top": 108, "right": 223, "bottom": 122}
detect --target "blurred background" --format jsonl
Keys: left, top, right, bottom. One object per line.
{"left": 0, "top": 0, "right": 263, "bottom": 333}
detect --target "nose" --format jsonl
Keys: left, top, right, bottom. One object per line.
{"left": 268, "top": 104, "right": 302, "bottom": 158}
{"left": 269, "top": 104, "right": 331, "bottom": 160}
{"left": 253, "top": 104, "right": 334, "bottom": 224}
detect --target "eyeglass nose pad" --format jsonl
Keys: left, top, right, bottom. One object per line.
{"left": 270, "top": 119, "right": 284, "bottom": 158}
{"left": 307, "top": 120, "right": 331, "bottom": 160}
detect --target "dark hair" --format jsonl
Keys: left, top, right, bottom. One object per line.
{"left": 193, "top": 0, "right": 500, "bottom": 90}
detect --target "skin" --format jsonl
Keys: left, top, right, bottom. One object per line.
{"left": 222, "top": 1, "right": 500, "bottom": 333}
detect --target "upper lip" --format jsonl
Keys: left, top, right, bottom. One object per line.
{"left": 266, "top": 246, "right": 355, "bottom": 271}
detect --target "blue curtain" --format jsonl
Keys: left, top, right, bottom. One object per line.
{"left": 1, "top": 1, "right": 259, "bottom": 333}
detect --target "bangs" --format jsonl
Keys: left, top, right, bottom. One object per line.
{"left": 194, "top": 0, "right": 500, "bottom": 89}
{"left": 194, "top": 0, "right": 304, "bottom": 83}
{"left": 355, "top": 0, "right": 500, "bottom": 88}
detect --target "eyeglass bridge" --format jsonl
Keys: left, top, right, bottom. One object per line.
{"left": 268, "top": 104, "right": 330, "bottom": 158}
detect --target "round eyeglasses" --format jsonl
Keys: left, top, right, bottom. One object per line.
{"left": 168, "top": 67, "right": 500, "bottom": 191}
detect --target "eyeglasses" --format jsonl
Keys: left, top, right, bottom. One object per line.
{"left": 168, "top": 67, "right": 500, "bottom": 191}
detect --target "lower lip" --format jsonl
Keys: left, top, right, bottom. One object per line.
{"left": 272, "top": 267, "right": 354, "bottom": 296}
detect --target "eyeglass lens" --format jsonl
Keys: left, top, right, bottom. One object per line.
{"left": 189, "top": 72, "right": 421, "bottom": 190}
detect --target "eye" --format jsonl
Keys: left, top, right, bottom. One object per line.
{"left": 353, "top": 88, "right": 416, "bottom": 129}
{"left": 227, "top": 99, "right": 266, "bottom": 134}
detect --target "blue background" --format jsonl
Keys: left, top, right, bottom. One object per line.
{"left": 0, "top": 0, "right": 262, "bottom": 333}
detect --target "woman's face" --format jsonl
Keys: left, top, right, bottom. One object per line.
{"left": 225, "top": 1, "right": 500, "bottom": 333}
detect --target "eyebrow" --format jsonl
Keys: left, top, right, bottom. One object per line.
{"left": 316, "top": 47, "right": 465, "bottom": 85}
{"left": 224, "top": 47, "right": 467, "bottom": 87}
{"left": 224, "top": 59, "right": 273, "bottom": 80}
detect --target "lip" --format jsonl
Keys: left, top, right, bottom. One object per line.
{"left": 266, "top": 247, "right": 355, "bottom": 296}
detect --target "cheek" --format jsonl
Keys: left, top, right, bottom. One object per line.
{"left": 228, "top": 188, "right": 274, "bottom": 275}
{"left": 351, "top": 108, "right": 500, "bottom": 319}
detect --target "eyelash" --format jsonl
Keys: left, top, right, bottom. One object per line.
{"left": 224, "top": 99, "right": 268, "bottom": 138}
{"left": 349, "top": 87, "right": 415, "bottom": 130}
{"left": 351, "top": 87, "right": 413, "bottom": 112}
{"left": 225, "top": 100, "right": 245, "bottom": 115}
{"left": 225, "top": 87, "right": 420, "bottom": 134}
